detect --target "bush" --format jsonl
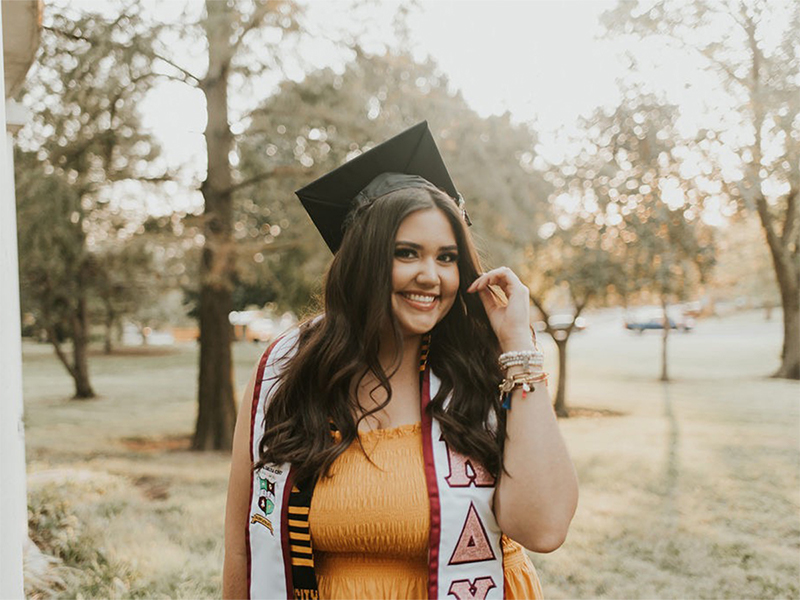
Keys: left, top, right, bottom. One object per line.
{"left": 27, "top": 486, "right": 152, "bottom": 599}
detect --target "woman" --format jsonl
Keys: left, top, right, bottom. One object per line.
{"left": 224, "top": 122, "right": 578, "bottom": 599}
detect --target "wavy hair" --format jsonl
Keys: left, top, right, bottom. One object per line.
{"left": 256, "top": 186, "right": 506, "bottom": 484}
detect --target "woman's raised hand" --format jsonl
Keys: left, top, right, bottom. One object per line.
{"left": 466, "top": 267, "right": 535, "bottom": 353}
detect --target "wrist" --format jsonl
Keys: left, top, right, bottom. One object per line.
{"left": 498, "top": 336, "right": 536, "bottom": 353}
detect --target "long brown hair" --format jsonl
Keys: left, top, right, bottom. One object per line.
{"left": 256, "top": 186, "right": 506, "bottom": 484}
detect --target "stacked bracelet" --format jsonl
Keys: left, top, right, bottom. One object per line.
{"left": 498, "top": 348, "right": 548, "bottom": 410}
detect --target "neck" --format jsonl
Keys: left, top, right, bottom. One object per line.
{"left": 377, "top": 330, "right": 423, "bottom": 378}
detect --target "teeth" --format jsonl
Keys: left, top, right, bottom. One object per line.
{"left": 404, "top": 293, "right": 436, "bottom": 303}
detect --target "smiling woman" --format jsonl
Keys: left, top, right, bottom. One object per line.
{"left": 223, "top": 122, "right": 578, "bottom": 600}
{"left": 391, "top": 208, "right": 460, "bottom": 337}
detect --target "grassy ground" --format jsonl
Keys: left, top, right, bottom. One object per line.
{"left": 22, "top": 310, "right": 800, "bottom": 599}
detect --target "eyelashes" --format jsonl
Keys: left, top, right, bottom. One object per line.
{"left": 394, "top": 248, "right": 459, "bottom": 263}
{"left": 394, "top": 248, "right": 416, "bottom": 259}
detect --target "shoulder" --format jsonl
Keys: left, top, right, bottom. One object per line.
{"left": 257, "top": 328, "right": 299, "bottom": 383}
{"left": 258, "top": 314, "right": 324, "bottom": 379}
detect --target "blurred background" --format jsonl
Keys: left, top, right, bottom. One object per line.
{"left": 2, "top": 0, "right": 798, "bottom": 598}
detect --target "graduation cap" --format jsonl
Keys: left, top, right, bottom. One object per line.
{"left": 295, "top": 121, "right": 468, "bottom": 253}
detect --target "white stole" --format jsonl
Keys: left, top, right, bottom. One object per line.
{"left": 247, "top": 330, "right": 505, "bottom": 599}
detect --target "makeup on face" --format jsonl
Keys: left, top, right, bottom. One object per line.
{"left": 391, "top": 209, "right": 460, "bottom": 337}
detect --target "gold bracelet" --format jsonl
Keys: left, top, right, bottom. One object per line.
{"left": 499, "top": 371, "right": 549, "bottom": 409}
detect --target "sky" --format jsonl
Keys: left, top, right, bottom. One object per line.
{"left": 140, "top": 1, "right": 629, "bottom": 179}
{"left": 133, "top": 0, "right": 733, "bottom": 220}
{"left": 406, "top": 1, "right": 625, "bottom": 130}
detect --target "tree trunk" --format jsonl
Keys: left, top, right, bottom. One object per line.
{"left": 194, "top": 285, "right": 237, "bottom": 450}
{"left": 70, "top": 289, "right": 95, "bottom": 399}
{"left": 660, "top": 295, "right": 670, "bottom": 382}
{"left": 192, "top": 1, "right": 237, "bottom": 451}
{"left": 745, "top": 20, "right": 800, "bottom": 381}
{"left": 754, "top": 193, "right": 800, "bottom": 380}
{"left": 553, "top": 338, "right": 569, "bottom": 418}
{"left": 103, "top": 301, "right": 114, "bottom": 355}
{"left": 47, "top": 326, "right": 76, "bottom": 380}
{"left": 774, "top": 273, "right": 800, "bottom": 379}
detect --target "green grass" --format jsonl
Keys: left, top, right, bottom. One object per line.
{"left": 22, "top": 311, "right": 800, "bottom": 599}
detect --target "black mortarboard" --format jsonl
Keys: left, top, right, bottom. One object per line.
{"left": 295, "top": 121, "right": 466, "bottom": 253}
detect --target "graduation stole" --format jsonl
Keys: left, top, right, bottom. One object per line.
{"left": 246, "top": 331, "right": 505, "bottom": 599}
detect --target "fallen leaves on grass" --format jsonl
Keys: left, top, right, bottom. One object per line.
{"left": 134, "top": 475, "right": 171, "bottom": 501}
{"left": 120, "top": 434, "right": 192, "bottom": 453}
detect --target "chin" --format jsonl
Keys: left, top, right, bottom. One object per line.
{"left": 392, "top": 295, "right": 456, "bottom": 338}
{"left": 397, "top": 320, "right": 437, "bottom": 337}
{"left": 395, "top": 309, "right": 451, "bottom": 337}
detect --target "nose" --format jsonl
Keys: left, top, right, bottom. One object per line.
{"left": 415, "top": 257, "right": 439, "bottom": 287}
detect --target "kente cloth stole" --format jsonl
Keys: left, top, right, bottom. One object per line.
{"left": 247, "top": 330, "right": 505, "bottom": 599}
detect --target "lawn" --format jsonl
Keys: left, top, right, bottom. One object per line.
{"left": 22, "top": 309, "right": 800, "bottom": 599}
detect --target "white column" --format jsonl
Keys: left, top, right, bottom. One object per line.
{"left": 0, "top": 2, "right": 28, "bottom": 595}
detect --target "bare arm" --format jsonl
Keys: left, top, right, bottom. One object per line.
{"left": 493, "top": 359, "right": 578, "bottom": 552}
{"left": 468, "top": 268, "right": 579, "bottom": 553}
{"left": 222, "top": 367, "right": 258, "bottom": 599}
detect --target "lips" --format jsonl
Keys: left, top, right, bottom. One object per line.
{"left": 398, "top": 292, "right": 439, "bottom": 311}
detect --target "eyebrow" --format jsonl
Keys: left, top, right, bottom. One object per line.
{"left": 395, "top": 241, "right": 459, "bottom": 252}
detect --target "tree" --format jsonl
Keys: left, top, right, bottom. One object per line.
{"left": 521, "top": 221, "right": 628, "bottom": 416}
{"left": 16, "top": 5, "right": 165, "bottom": 398}
{"left": 16, "top": 152, "right": 96, "bottom": 398}
{"left": 712, "top": 216, "right": 780, "bottom": 316}
{"left": 87, "top": 0, "right": 312, "bottom": 448}
{"left": 190, "top": 1, "right": 303, "bottom": 450}
{"left": 602, "top": 0, "right": 800, "bottom": 379}
{"left": 135, "top": 0, "right": 306, "bottom": 449}
{"left": 560, "top": 94, "right": 716, "bottom": 383}
{"left": 90, "top": 234, "right": 166, "bottom": 353}
{"left": 623, "top": 195, "right": 716, "bottom": 382}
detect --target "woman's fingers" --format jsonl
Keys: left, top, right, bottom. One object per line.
{"left": 476, "top": 286, "right": 499, "bottom": 313}
{"left": 468, "top": 267, "right": 533, "bottom": 346}
{"left": 467, "top": 267, "right": 525, "bottom": 296}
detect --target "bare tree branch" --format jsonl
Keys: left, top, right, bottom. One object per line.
{"left": 151, "top": 53, "right": 203, "bottom": 86}
{"left": 226, "top": 164, "right": 303, "bottom": 194}
{"left": 44, "top": 25, "right": 203, "bottom": 85}
{"left": 231, "top": 0, "right": 276, "bottom": 51}
{"left": 698, "top": 47, "right": 746, "bottom": 88}
{"left": 574, "top": 291, "right": 593, "bottom": 317}
{"left": 44, "top": 322, "right": 78, "bottom": 381}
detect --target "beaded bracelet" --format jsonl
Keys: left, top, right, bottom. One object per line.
{"left": 501, "top": 357, "right": 544, "bottom": 369}
{"left": 498, "top": 350, "right": 544, "bottom": 371}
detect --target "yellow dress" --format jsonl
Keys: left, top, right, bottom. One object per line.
{"left": 309, "top": 422, "right": 544, "bottom": 599}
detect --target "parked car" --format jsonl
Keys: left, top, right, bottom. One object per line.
{"left": 624, "top": 308, "right": 695, "bottom": 333}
